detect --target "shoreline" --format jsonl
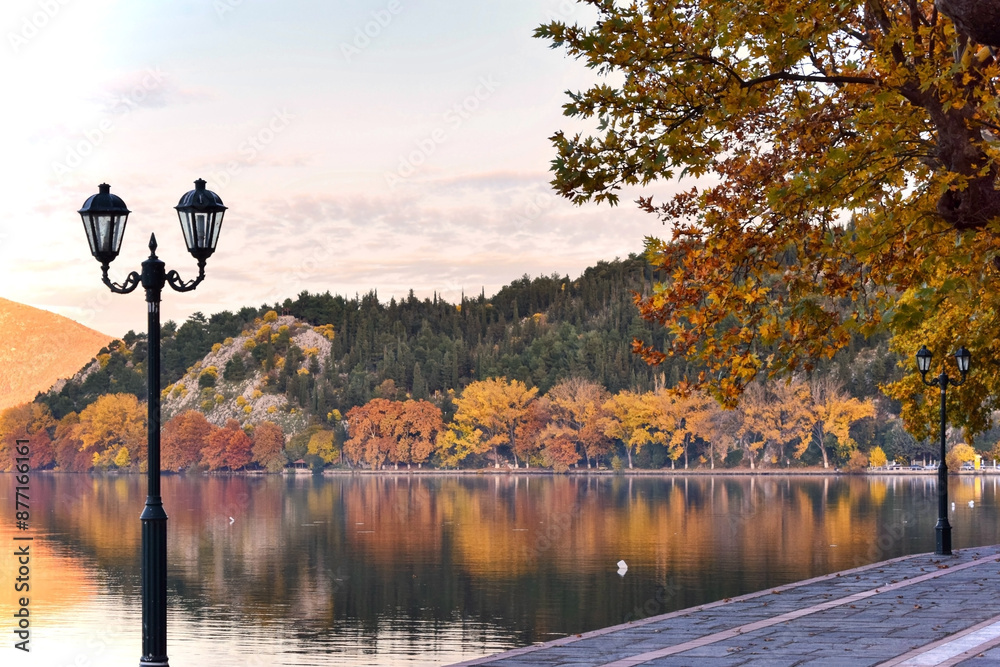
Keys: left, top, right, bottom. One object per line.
{"left": 13, "top": 467, "right": 1000, "bottom": 477}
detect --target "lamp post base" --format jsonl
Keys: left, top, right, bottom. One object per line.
{"left": 935, "top": 520, "right": 952, "bottom": 556}
{"left": 140, "top": 660, "right": 169, "bottom": 666}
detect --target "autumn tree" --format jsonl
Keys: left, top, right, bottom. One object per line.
{"left": 389, "top": 400, "right": 444, "bottom": 468}
{"left": 655, "top": 390, "right": 720, "bottom": 469}
{"left": 545, "top": 377, "right": 611, "bottom": 468}
{"left": 446, "top": 378, "right": 538, "bottom": 468}
{"left": 601, "top": 391, "right": 657, "bottom": 469}
{"left": 737, "top": 382, "right": 815, "bottom": 469}
{"left": 251, "top": 421, "right": 287, "bottom": 472}
{"left": 539, "top": 2, "right": 1000, "bottom": 435}
{"left": 810, "top": 377, "right": 877, "bottom": 468}
{"left": 946, "top": 442, "right": 977, "bottom": 470}
{"left": 435, "top": 420, "right": 484, "bottom": 468}
{"left": 78, "top": 393, "right": 146, "bottom": 471}
{"left": 344, "top": 398, "right": 398, "bottom": 469}
{"left": 0, "top": 403, "right": 55, "bottom": 471}
{"left": 307, "top": 429, "right": 339, "bottom": 466}
{"left": 202, "top": 418, "right": 253, "bottom": 471}
{"left": 869, "top": 445, "right": 888, "bottom": 469}
{"left": 162, "top": 410, "right": 217, "bottom": 472}
{"left": 52, "top": 412, "right": 90, "bottom": 471}
{"left": 519, "top": 398, "right": 558, "bottom": 469}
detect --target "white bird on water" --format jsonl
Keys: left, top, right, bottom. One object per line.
{"left": 617, "top": 560, "right": 628, "bottom": 577}
{"left": 229, "top": 516, "right": 235, "bottom": 525}
{"left": 969, "top": 501, "right": 975, "bottom": 508}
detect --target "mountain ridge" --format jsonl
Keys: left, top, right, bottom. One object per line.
{"left": 0, "top": 297, "right": 113, "bottom": 409}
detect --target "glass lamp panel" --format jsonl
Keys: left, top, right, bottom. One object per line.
{"left": 209, "top": 211, "right": 224, "bottom": 249}
{"left": 98, "top": 215, "right": 114, "bottom": 254}
{"left": 955, "top": 348, "right": 971, "bottom": 373}
{"left": 82, "top": 215, "right": 98, "bottom": 256}
{"left": 916, "top": 347, "right": 932, "bottom": 374}
{"left": 195, "top": 213, "right": 208, "bottom": 247}
{"left": 111, "top": 214, "right": 126, "bottom": 254}
{"left": 178, "top": 211, "right": 195, "bottom": 251}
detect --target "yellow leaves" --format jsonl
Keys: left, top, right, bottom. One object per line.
{"left": 306, "top": 429, "right": 338, "bottom": 464}
{"left": 542, "top": 0, "right": 1000, "bottom": 434}
{"left": 869, "top": 445, "right": 887, "bottom": 468}
{"left": 78, "top": 393, "right": 145, "bottom": 470}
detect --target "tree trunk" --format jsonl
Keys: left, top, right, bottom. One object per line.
{"left": 817, "top": 424, "right": 829, "bottom": 469}
{"left": 627, "top": 447, "right": 633, "bottom": 469}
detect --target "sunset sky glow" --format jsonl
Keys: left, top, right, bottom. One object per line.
{"left": 1, "top": 0, "right": 666, "bottom": 337}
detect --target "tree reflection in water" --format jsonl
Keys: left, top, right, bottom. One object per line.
{"left": 5, "top": 473, "right": 999, "bottom": 665}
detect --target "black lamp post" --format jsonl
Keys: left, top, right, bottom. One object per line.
{"left": 79, "top": 180, "right": 226, "bottom": 667}
{"left": 916, "top": 344, "right": 971, "bottom": 556}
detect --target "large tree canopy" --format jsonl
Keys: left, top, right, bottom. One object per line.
{"left": 538, "top": 0, "right": 1000, "bottom": 435}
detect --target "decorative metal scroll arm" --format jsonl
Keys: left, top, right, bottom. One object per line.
{"left": 166, "top": 259, "right": 206, "bottom": 293}
{"left": 101, "top": 263, "right": 142, "bottom": 294}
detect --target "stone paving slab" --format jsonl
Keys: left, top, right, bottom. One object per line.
{"left": 450, "top": 546, "right": 1000, "bottom": 667}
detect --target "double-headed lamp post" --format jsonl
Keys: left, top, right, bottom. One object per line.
{"left": 916, "top": 344, "right": 971, "bottom": 557}
{"left": 78, "top": 180, "right": 227, "bottom": 667}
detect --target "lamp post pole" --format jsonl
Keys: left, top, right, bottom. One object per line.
{"left": 916, "top": 345, "right": 971, "bottom": 557}
{"left": 141, "top": 238, "right": 168, "bottom": 666}
{"left": 78, "top": 181, "right": 226, "bottom": 666}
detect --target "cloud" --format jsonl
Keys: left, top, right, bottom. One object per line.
{"left": 92, "top": 67, "right": 210, "bottom": 114}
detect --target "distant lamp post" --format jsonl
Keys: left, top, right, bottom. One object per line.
{"left": 916, "top": 344, "right": 971, "bottom": 556}
{"left": 79, "top": 180, "right": 227, "bottom": 667}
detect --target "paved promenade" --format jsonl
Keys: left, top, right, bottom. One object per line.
{"left": 451, "top": 545, "right": 1000, "bottom": 666}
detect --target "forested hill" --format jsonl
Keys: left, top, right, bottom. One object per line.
{"left": 38, "top": 255, "right": 681, "bottom": 421}
{"left": 20, "top": 252, "right": 937, "bottom": 470}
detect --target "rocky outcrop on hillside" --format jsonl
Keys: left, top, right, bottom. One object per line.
{"left": 161, "top": 315, "right": 333, "bottom": 434}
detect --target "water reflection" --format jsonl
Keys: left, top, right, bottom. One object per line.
{"left": 1, "top": 473, "right": 998, "bottom": 666}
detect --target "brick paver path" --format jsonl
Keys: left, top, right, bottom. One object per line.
{"left": 450, "top": 546, "right": 1000, "bottom": 666}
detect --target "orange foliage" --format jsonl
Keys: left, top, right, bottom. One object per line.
{"left": 252, "top": 421, "right": 286, "bottom": 472}
{"left": 163, "top": 410, "right": 218, "bottom": 472}
{"left": 202, "top": 418, "right": 253, "bottom": 471}
{"left": 345, "top": 399, "right": 443, "bottom": 469}
{"left": 0, "top": 402, "right": 55, "bottom": 471}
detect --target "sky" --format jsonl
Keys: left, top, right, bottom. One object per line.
{"left": 0, "top": 0, "right": 667, "bottom": 338}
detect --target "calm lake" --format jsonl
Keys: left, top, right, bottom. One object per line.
{"left": 2, "top": 473, "right": 999, "bottom": 666}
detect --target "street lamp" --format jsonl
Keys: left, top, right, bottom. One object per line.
{"left": 915, "top": 344, "right": 971, "bottom": 556}
{"left": 79, "top": 180, "right": 227, "bottom": 667}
